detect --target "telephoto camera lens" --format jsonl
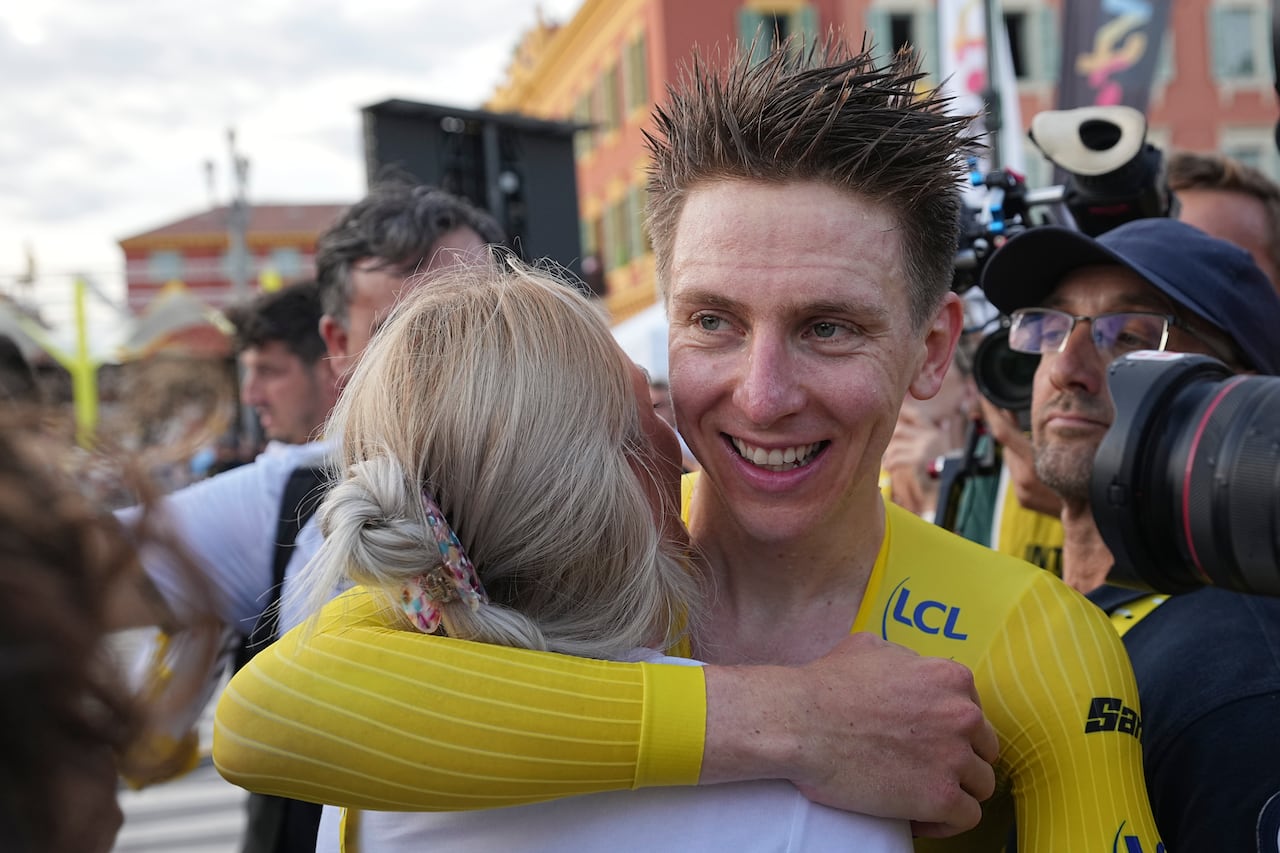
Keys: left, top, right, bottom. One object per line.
{"left": 1091, "top": 352, "right": 1280, "bottom": 596}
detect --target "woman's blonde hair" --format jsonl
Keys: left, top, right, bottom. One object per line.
{"left": 298, "top": 259, "right": 701, "bottom": 659}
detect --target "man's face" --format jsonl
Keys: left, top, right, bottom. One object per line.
{"left": 239, "top": 340, "right": 338, "bottom": 444}
{"left": 320, "top": 226, "right": 489, "bottom": 382}
{"left": 1030, "top": 265, "right": 1229, "bottom": 504}
{"left": 1177, "top": 188, "right": 1278, "bottom": 291}
{"left": 666, "top": 179, "right": 961, "bottom": 543}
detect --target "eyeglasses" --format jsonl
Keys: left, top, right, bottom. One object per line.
{"left": 1008, "top": 308, "right": 1180, "bottom": 363}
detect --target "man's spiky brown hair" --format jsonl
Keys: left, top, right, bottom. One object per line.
{"left": 645, "top": 36, "right": 976, "bottom": 328}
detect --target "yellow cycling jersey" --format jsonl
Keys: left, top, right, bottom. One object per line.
{"left": 991, "top": 463, "right": 1065, "bottom": 576}
{"left": 853, "top": 506, "right": 1155, "bottom": 852}
{"left": 215, "top": 479, "right": 1161, "bottom": 852}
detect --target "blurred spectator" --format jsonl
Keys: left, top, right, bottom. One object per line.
{"left": 227, "top": 281, "right": 339, "bottom": 450}
{"left": 117, "top": 356, "right": 237, "bottom": 493}
{"left": 882, "top": 353, "right": 976, "bottom": 522}
{"left": 1168, "top": 149, "right": 1280, "bottom": 290}
{"left": 0, "top": 334, "right": 40, "bottom": 404}
{"left": 0, "top": 419, "right": 139, "bottom": 853}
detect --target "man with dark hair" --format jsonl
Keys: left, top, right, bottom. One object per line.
{"left": 111, "top": 182, "right": 504, "bottom": 853}
{"left": 113, "top": 183, "right": 504, "bottom": 632}
{"left": 982, "top": 216, "right": 1280, "bottom": 852}
{"left": 315, "top": 182, "right": 504, "bottom": 380}
{"left": 227, "top": 281, "right": 337, "bottom": 447}
{"left": 220, "top": 40, "right": 1160, "bottom": 851}
{"left": 1168, "top": 149, "right": 1280, "bottom": 290}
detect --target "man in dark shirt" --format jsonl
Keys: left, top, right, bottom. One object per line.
{"left": 981, "top": 216, "right": 1280, "bottom": 853}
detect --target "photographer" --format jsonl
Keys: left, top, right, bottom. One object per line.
{"left": 981, "top": 216, "right": 1280, "bottom": 853}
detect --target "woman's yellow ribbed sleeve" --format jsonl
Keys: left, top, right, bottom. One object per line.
{"left": 213, "top": 587, "right": 706, "bottom": 809}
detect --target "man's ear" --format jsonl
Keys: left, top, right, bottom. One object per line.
{"left": 319, "top": 314, "right": 355, "bottom": 386}
{"left": 909, "top": 292, "right": 964, "bottom": 401}
{"left": 319, "top": 315, "right": 348, "bottom": 362}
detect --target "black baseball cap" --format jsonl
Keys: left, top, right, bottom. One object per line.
{"left": 980, "top": 217, "right": 1280, "bottom": 375}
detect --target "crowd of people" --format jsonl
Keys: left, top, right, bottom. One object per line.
{"left": 3, "top": 28, "right": 1280, "bottom": 853}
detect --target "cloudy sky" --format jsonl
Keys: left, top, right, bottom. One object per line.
{"left": 0, "top": 0, "right": 582, "bottom": 332}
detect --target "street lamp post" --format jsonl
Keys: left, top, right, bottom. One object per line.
{"left": 224, "top": 128, "right": 261, "bottom": 449}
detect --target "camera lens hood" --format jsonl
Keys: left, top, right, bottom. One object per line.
{"left": 1092, "top": 351, "right": 1280, "bottom": 596}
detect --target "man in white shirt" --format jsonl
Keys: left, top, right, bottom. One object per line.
{"left": 111, "top": 181, "right": 505, "bottom": 853}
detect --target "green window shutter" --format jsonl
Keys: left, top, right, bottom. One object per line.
{"left": 789, "top": 3, "right": 819, "bottom": 51}
{"left": 1265, "top": 3, "right": 1277, "bottom": 81}
{"left": 865, "top": 7, "right": 891, "bottom": 60}
{"left": 618, "top": 198, "right": 632, "bottom": 267}
{"left": 627, "top": 186, "right": 646, "bottom": 260}
{"left": 916, "top": 7, "right": 939, "bottom": 82}
{"left": 630, "top": 34, "right": 650, "bottom": 109}
{"left": 738, "top": 9, "right": 772, "bottom": 62}
{"left": 603, "top": 205, "right": 617, "bottom": 270}
{"left": 615, "top": 200, "right": 629, "bottom": 268}
{"left": 1154, "top": 29, "right": 1174, "bottom": 84}
{"left": 1209, "top": 5, "right": 1233, "bottom": 79}
{"left": 1038, "top": 5, "right": 1060, "bottom": 83}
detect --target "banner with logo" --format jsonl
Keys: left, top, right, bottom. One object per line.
{"left": 938, "top": 0, "right": 1025, "bottom": 174}
{"left": 1056, "top": 0, "right": 1174, "bottom": 111}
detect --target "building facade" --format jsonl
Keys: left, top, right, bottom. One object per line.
{"left": 488, "top": 0, "right": 1278, "bottom": 318}
{"left": 117, "top": 203, "right": 349, "bottom": 314}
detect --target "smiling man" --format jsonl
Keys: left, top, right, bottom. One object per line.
{"left": 216, "top": 39, "right": 1160, "bottom": 851}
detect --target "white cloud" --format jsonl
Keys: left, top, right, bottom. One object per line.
{"left": 0, "top": 0, "right": 583, "bottom": 332}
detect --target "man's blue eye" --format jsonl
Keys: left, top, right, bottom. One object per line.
{"left": 813, "top": 322, "right": 838, "bottom": 338}
{"left": 698, "top": 315, "right": 721, "bottom": 331}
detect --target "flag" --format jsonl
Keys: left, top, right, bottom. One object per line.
{"left": 1056, "top": 0, "right": 1173, "bottom": 111}
{"left": 938, "top": 0, "right": 1026, "bottom": 175}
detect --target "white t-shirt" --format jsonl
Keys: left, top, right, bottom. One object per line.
{"left": 316, "top": 654, "right": 911, "bottom": 853}
{"left": 117, "top": 439, "right": 336, "bottom": 634}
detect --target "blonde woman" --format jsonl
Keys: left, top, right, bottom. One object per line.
{"left": 264, "top": 261, "right": 912, "bottom": 852}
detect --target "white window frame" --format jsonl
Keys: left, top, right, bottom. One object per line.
{"left": 1220, "top": 126, "right": 1280, "bottom": 181}
{"left": 623, "top": 33, "right": 649, "bottom": 115}
{"left": 147, "top": 250, "right": 185, "bottom": 284}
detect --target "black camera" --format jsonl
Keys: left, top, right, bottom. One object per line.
{"left": 971, "top": 323, "right": 1038, "bottom": 428}
{"left": 1028, "top": 105, "right": 1177, "bottom": 238}
{"left": 1091, "top": 352, "right": 1280, "bottom": 597}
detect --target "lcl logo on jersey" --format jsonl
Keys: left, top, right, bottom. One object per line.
{"left": 881, "top": 579, "right": 968, "bottom": 641}
{"left": 1112, "top": 820, "right": 1166, "bottom": 853}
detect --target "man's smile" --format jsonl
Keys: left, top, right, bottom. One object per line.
{"left": 729, "top": 436, "right": 828, "bottom": 471}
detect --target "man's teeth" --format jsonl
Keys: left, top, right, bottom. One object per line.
{"left": 731, "top": 438, "right": 822, "bottom": 470}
